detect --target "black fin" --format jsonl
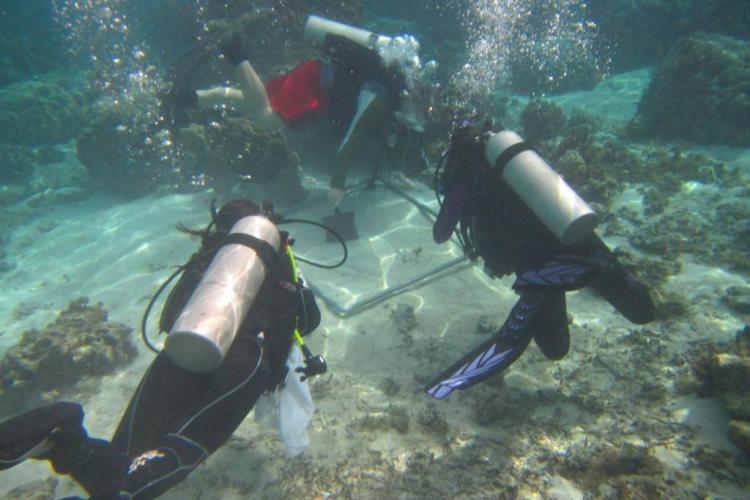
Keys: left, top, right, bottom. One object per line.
{"left": 532, "top": 293, "right": 570, "bottom": 360}
{"left": 322, "top": 209, "right": 359, "bottom": 241}
{"left": 590, "top": 272, "right": 655, "bottom": 324}
{"left": 513, "top": 257, "right": 596, "bottom": 292}
{"left": 0, "top": 402, "right": 84, "bottom": 470}
{"left": 426, "top": 293, "right": 545, "bottom": 399}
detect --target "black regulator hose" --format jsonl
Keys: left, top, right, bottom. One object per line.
{"left": 280, "top": 218, "right": 348, "bottom": 269}
{"left": 140, "top": 216, "right": 346, "bottom": 353}
{"left": 140, "top": 265, "right": 186, "bottom": 354}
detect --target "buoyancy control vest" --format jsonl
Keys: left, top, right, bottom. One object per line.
{"left": 159, "top": 225, "right": 319, "bottom": 381}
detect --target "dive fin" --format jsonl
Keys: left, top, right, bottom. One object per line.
{"left": 0, "top": 402, "right": 84, "bottom": 470}
{"left": 426, "top": 332, "right": 533, "bottom": 400}
{"left": 590, "top": 272, "right": 655, "bottom": 324}
{"left": 531, "top": 292, "right": 570, "bottom": 360}
{"left": 513, "top": 257, "right": 596, "bottom": 292}
{"left": 322, "top": 208, "right": 359, "bottom": 241}
{"left": 584, "top": 236, "right": 656, "bottom": 324}
{"left": 426, "top": 293, "right": 545, "bottom": 400}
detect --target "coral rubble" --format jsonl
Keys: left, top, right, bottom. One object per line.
{"left": 691, "top": 333, "right": 750, "bottom": 456}
{"left": 0, "top": 298, "right": 137, "bottom": 408}
{"left": 521, "top": 99, "right": 566, "bottom": 143}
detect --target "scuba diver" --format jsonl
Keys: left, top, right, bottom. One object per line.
{"left": 0, "top": 199, "right": 328, "bottom": 499}
{"left": 163, "top": 15, "right": 429, "bottom": 211}
{"left": 426, "top": 122, "right": 656, "bottom": 399}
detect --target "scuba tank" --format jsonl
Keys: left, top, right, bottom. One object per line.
{"left": 304, "top": 15, "right": 392, "bottom": 50}
{"left": 142, "top": 200, "right": 347, "bottom": 376}
{"left": 165, "top": 215, "right": 281, "bottom": 373}
{"left": 484, "top": 130, "right": 598, "bottom": 245}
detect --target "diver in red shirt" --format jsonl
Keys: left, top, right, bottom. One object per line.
{"left": 163, "top": 16, "right": 425, "bottom": 208}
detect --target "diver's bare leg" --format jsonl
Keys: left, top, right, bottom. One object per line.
{"left": 234, "top": 61, "right": 284, "bottom": 130}
{"left": 196, "top": 87, "right": 246, "bottom": 109}
{"left": 196, "top": 61, "right": 283, "bottom": 131}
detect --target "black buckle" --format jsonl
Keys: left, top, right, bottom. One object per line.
{"left": 295, "top": 345, "right": 327, "bottom": 381}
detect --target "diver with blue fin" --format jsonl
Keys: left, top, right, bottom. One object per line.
{"left": 427, "top": 122, "right": 655, "bottom": 399}
{"left": 0, "top": 199, "right": 337, "bottom": 498}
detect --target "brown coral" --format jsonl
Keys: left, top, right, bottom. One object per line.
{"left": 0, "top": 298, "right": 137, "bottom": 405}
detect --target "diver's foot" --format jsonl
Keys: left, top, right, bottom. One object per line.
{"left": 219, "top": 32, "right": 246, "bottom": 66}
{"left": 592, "top": 272, "right": 656, "bottom": 325}
{"left": 0, "top": 402, "right": 84, "bottom": 470}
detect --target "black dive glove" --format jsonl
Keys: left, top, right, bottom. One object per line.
{"left": 219, "top": 32, "right": 246, "bottom": 66}
{"left": 160, "top": 86, "right": 199, "bottom": 127}
{"left": 172, "top": 86, "right": 198, "bottom": 109}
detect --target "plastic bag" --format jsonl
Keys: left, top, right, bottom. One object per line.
{"left": 255, "top": 345, "right": 314, "bottom": 457}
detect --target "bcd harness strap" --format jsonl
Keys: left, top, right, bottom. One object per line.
{"left": 222, "top": 233, "right": 278, "bottom": 272}
{"left": 492, "top": 141, "right": 535, "bottom": 175}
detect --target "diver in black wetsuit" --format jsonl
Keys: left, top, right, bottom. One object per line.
{"left": 0, "top": 199, "right": 323, "bottom": 499}
{"left": 426, "top": 123, "right": 656, "bottom": 399}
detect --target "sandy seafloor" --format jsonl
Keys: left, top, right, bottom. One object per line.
{"left": 1, "top": 69, "right": 749, "bottom": 499}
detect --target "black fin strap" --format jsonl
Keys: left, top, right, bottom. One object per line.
{"left": 222, "top": 233, "right": 277, "bottom": 272}
{"left": 493, "top": 141, "right": 535, "bottom": 175}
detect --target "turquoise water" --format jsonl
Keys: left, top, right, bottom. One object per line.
{"left": 1, "top": 1, "right": 748, "bottom": 498}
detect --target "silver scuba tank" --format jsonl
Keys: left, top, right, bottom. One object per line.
{"left": 484, "top": 130, "right": 598, "bottom": 245}
{"left": 165, "top": 215, "right": 281, "bottom": 373}
{"left": 304, "top": 14, "right": 392, "bottom": 50}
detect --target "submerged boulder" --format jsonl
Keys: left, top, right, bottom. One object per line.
{"left": 76, "top": 109, "right": 173, "bottom": 197}
{"left": 0, "top": 144, "right": 36, "bottom": 186}
{"left": 179, "top": 117, "right": 305, "bottom": 202}
{"left": 0, "top": 72, "right": 93, "bottom": 147}
{"left": 77, "top": 110, "right": 306, "bottom": 201}
{"left": 636, "top": 33, "right": 750, "bottom": 147}
{"left": 521, "top": 99, "right": 566, "bottom": 143}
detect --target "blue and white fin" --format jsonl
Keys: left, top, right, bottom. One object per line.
{"left": 426, "top": 294, "right": 543, "bottom": 400}
{"left": 513, "top": 257, "right": 596, "bottom": 292}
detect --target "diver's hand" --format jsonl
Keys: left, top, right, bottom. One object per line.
{"left": 328, "top": 187, "right": 345, "bottom": 208}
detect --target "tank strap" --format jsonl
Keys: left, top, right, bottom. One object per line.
{"left": 222, "top": 233, "right": 278, "bottom": 272}
{"left": 493, "top": 141, "right": 535, "bottom": 174}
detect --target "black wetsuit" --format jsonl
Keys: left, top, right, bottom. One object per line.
{"left": 319, "top": 35, "right": 406, "bottom": 190}
{"left": 473, "top": 173, "right": 657, "bottom": 357}
{"left": 321, "top": 34, "right": 405, "bottom": 131}
{"left": 434, "top": 138, "right": 655, "bottom": 363}
{"left": 5, "top": 234, "right": 321, "bottom": 499}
